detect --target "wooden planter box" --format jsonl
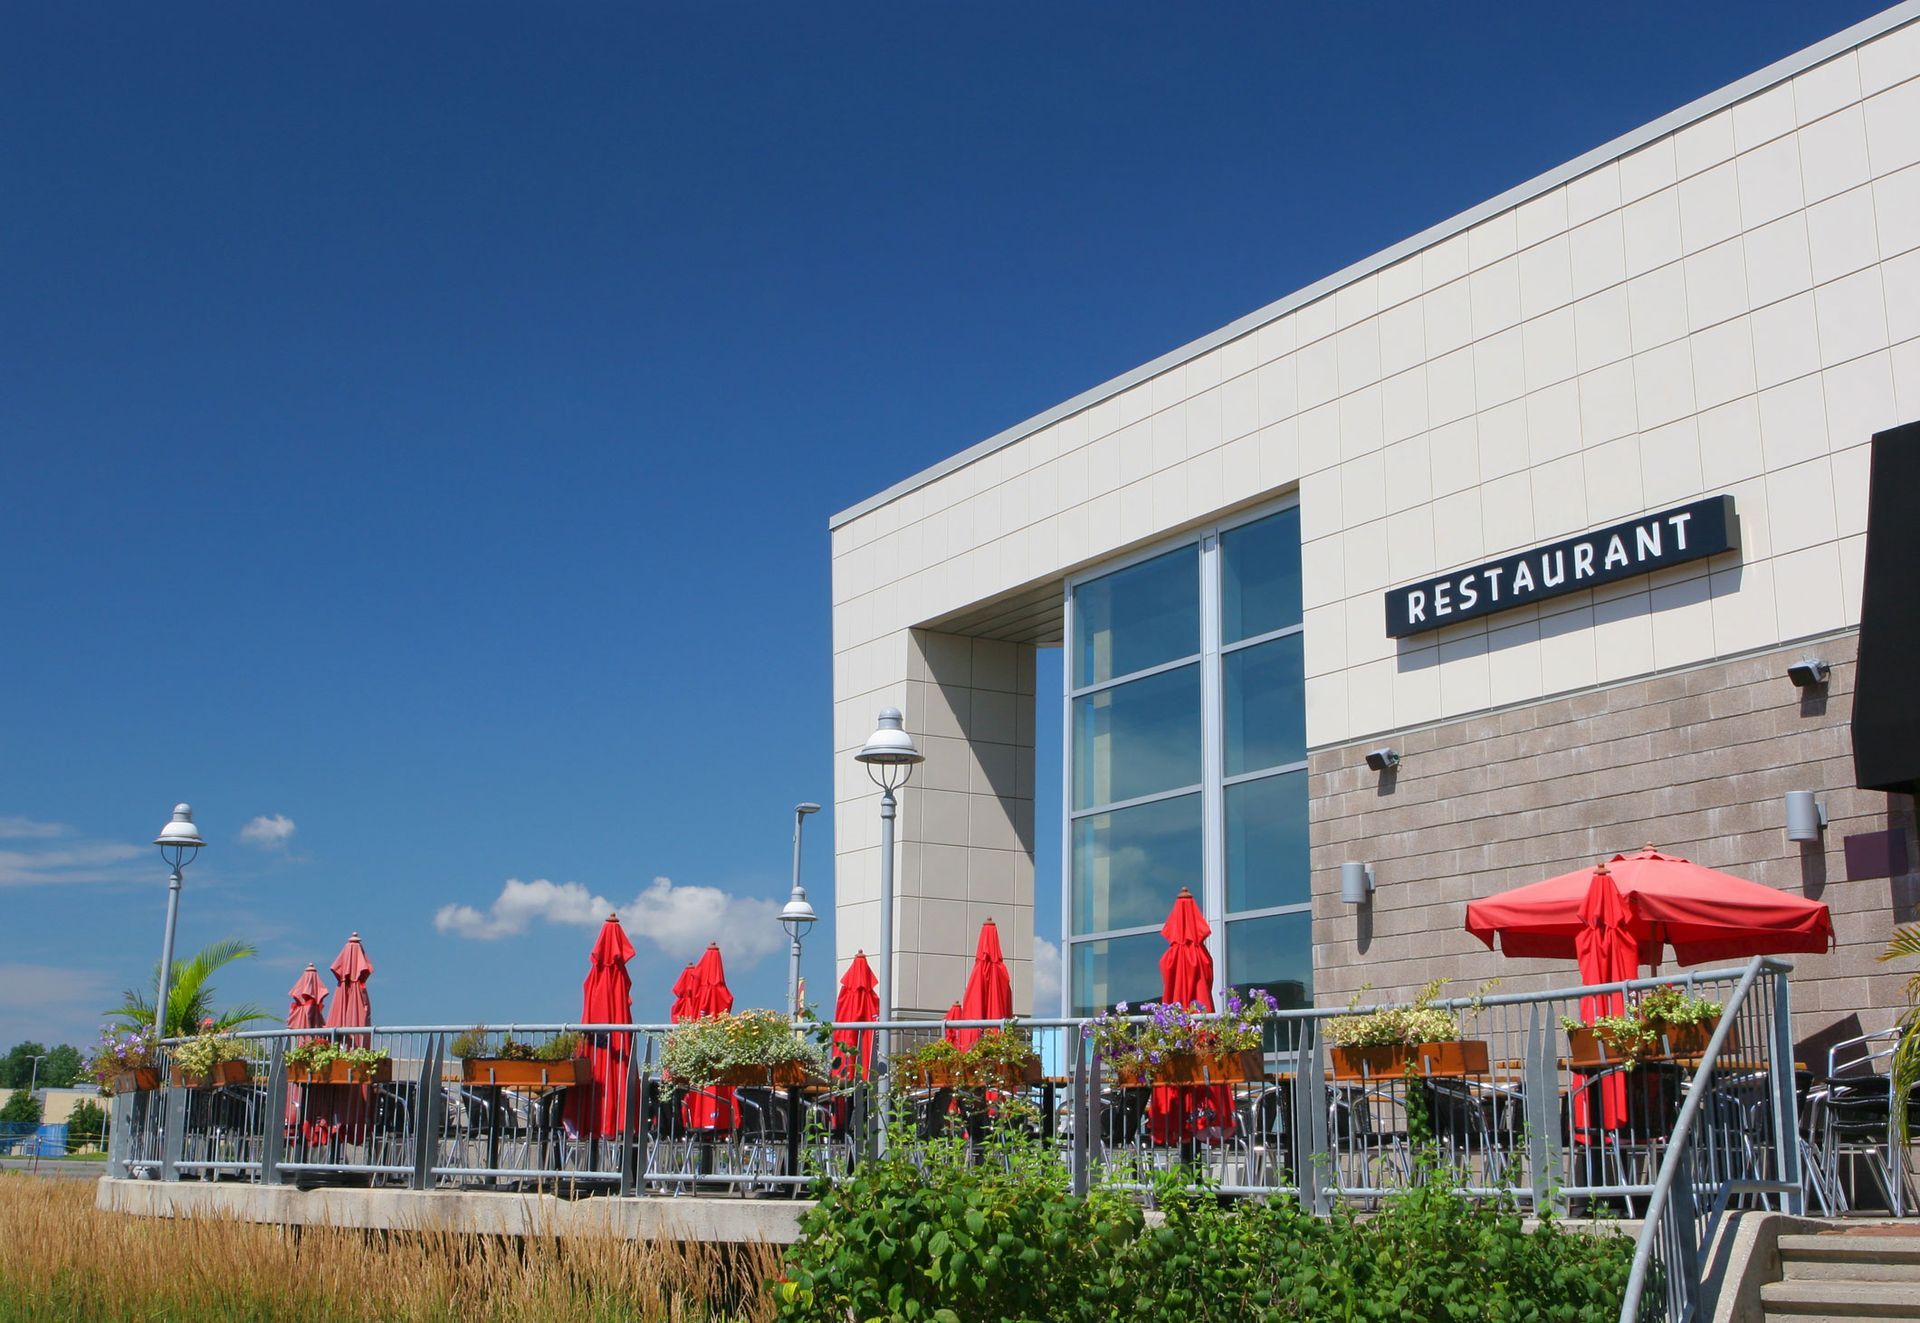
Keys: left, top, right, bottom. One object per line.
{"left": 908, "top": 1055, "right": 1045, "bottom": 1091}
{"left": 170, "top": 1060, "right": 252, "bottom": 1089}
{"left": 1568, "top": 1017, "right": 1728, "bottom": 1070}
{"left": 1112, "top": 1049, "right": 1266, "bottom": 1088}
{"left": 113, "top": 1068, "right": 161, "bottom": 1093}
{"left": 708, "top": 1060, "right": 826, "bottom": 1089}
{"left": 460, "top": 1057, "right": 590, "bottom": 1088}
{"left": 287, "top": 1059, "right": 393, "bottom": 1086}
{"left": 1329, "top": 1039, "right": 1491, "bottom": 1081}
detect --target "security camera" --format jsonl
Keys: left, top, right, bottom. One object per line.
{"left": 1786, "top": 659, "right": 1830, "bottom": 689}
{"left": 1364, "top": 748, "right": 1400, "bottom": 772}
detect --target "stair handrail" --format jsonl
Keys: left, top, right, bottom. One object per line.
{"left": 1616, "top": 955, "right": 1788, "bottom": 1323}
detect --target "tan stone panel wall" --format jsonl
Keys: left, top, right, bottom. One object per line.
{"left": 1309, "top": 630, "right": 1920, "bottom": 1058}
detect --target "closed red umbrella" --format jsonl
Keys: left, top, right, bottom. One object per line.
{"left": 951, "top": 920, "right": 1012, "bottom": 1051}
{"left": 566, "top": 912, "right": 635, "bottom": 1138}
{"left": 669, "top": 963, "right": 699, "bottom": 1022}
{"left": 285, "top": 964, "right": 328, "bottom": 1128}
{"left": 306, "top": 932, "right": 374, "bottom": 1147}
{"left": 830, "top": 952, "right": 879, "bottom": 1082}
{"left": 942, "top": 1000, "right": 965, "bottom": 1046}
{"left": 686, "top": 944, "right": 735, "bottom": 1130}
{"left": 1148, "top": 889, "right": 1235, "bottom": 1144}
{"left": 1575, "top": 867, "right": 1638, "bottom": 1128}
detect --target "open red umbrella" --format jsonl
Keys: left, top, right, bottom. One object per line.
{"left": 686, "top": 943, "right": 735, "bottom": 1130}
{"left": 285, "top": 964, "right": 328, "bottom": 1128}
{"left": 566, "top": 912, "right": 635, "bottom": 1139}
{"left": 830, "top": 952, "right": 879, "bottom": 1082}
{"left": 1148, "top": 888, "right": 1235, "bottom": 1144}
{"left": 951, "top": 920, "right": 1012, "bottom": 1051}
{"left": 1465, "top": 847, "right": 1834, "bottom": 966}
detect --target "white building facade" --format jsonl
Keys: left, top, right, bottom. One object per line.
{"left": 829, "top": 5, "right": 1920, "bottom": 1052}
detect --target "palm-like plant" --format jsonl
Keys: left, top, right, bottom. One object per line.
{"left": 108, "top": 938, "right": 272, "bottom": 1039}
{"left": 1880, "top": 925, "right": 1920, "bottom": 1143}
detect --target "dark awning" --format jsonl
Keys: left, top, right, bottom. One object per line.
{"left": 1853, "top": 419, "right": 1920, "bottom": 796}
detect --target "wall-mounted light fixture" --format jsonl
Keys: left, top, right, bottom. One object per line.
{"left": 1785, "top": 790, "right": 1828, "bottom": 843}
{"left": 1364, "top": 748, "right": 1400, "bottom": 772}
{"left": 1341, "top": 861, "right": 1375, "bottom": 904}
{"left": 1786, "top": 659, "right": 1830, "bottom": 689}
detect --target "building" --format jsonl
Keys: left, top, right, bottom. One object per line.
{"left": 828, "top": 3, "right": 1920, "bottom": 1055}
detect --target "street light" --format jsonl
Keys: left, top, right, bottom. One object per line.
{"left": 25, "top": 1054, "right": 46, "bottom": 1105}
{"left": 151, "top": 804, "right": 206, "bottom": 1042}
{"left": 781, "top": 803, "right": 822, "bottom": 1018}
{"left": 854, "top": 707, "right": 923, "bottom": 1145}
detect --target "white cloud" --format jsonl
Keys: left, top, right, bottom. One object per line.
{"left": 0, "top": 838, "right": 144, "bottom": 887}
{"left": 0, "top": 816, "right": 69, "bottom": 840}
{"left": 238, "top": 814, "right": 296, "bottom": 849}
{"left": 1033, "top": 937, "right": 1062, "bottom": 1013}
{"left": 435, "top": 876, "right": 785, "bottom": 964}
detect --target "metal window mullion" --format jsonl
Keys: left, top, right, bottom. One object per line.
{"left": 1066, "top": 920, "right": 1170, "bottom": 944}
{"left": 1220, "top": 901, "right": 1314, "bottom": 924}
{"left": 1068, "top": 781, "right": 1204, "bottom": 820}
{"left": 1220, "top": 759, "right": 1309, "bottom": 789}
{"left": 1198, "top": 532, "right": 1227, "bottom": 1002}
{"left": 1068, "top": 650, "right": 1204, "bottom": 700}
{"left": 1218, "top": 620, "right": 1305, "bottom": 656}
{"left": 1059, "top": 581, "right": 1076, "bottom": 1016}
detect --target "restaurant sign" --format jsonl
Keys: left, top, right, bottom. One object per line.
{"left": 1384, "top": 495, "right": 1738, "bottom": 638}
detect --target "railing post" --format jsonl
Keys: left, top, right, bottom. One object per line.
{"left": 107, "top": 1091, "right": 130, "bottom": 1179}
{"left": 411, "top": 1034, "right": 442, "bottom": 1191}
{"left": 1767, "top": 966, "right": 1804, "bottom": 1215}
{"left": 1069, "top": 1028, "right": 1089, "bottom": 1198}
{"left": 160, "top": 1072, "right": 186, "bottom": 1181}
{"left": 1300, "top": 1019, "right": 1330, "bottom": 1216}
{"left": 1523, "top": 1004, "right": 1557, "bottom": 1215}
{"left": 1669, "top": 1142, "right": 1701, "bottom": 1319}
{"left": 621, "top": 1047, "right": 645, "bottom": 1199}
{"left": 261, "top": 1039, "right": 288, "bottom": 1185}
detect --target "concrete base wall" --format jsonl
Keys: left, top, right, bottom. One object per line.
{"left": 1309, "top": 630, "right": 1920, "bottom": 1058}
{"left": 96, "top": 1178, "right": 810, "bottom": 1245}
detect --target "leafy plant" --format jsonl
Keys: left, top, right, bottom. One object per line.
{"left": 107, "top": 938, "right": 272, "bottom": 1039}
{"left": 283, "top": 1043, "right": 389, "bottom": 1076}
{"left": 86, "top": 1028, "right": 159, "bottom": 1089}
{"left": 65, "top": 1098, "right": 107, "bottom": 1149}
{"left": 1635, "top": 985, "right": 1722, "bottom": 1027}
{"left": 1086, "top": 989, "right": 1277, "bottom": 1077}
{"left": 1325, "top": 979, "right": 1462, "bottom": 1048}
{"left": 1559, "top": 986, "right": 1722, "bottom": 1070}
{"left": 0, "top": 1090, "right": 41, "bottom": 1126}
{"left": 661, "top": 1010, "right": 825, "bottom": 1086}
{"left": 894, "top": 1024, "right": 1038, "bottom": 1087}
{"left": 448, "top": 1028, "right": 583, "bottom": 1061}
{"left": 1883, "top": 924, "right": 1920, "bottom": 1144}
{"left": 171, "top": 1026, "right": 252, "bottom": 1080}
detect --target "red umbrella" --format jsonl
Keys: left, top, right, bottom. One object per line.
{"left": 669, "top": 963, "right": 699, "bottom": 1022}
{"left": 686, "top": 944, "right": 735, "bottom": 1130}
{"left": 285, "top": 964, "right": 328, "bottom": 1128}
{"left": 1465, "top": 847, "right": 1834, "bottom": 966}
{"left": 1148, "top": 888, "right": 1235, "bottom": 1144}
{"left": 306, "top": 932, "right": 374, "bottom": 1147}
{"left": 566, "top": 912, "right": 635, "bottom": 1139}
{"left": 951, "top": 920, "right": 1012, "bottom": 1051}
{"left": 1575, "top": 867, "right": 1638, "bottom": 1128}
{"left": 830, "top": 952, "right": 879, "bottom": 1082}
{"left": 942, "top": 1000, "right": 965, "bottom": 1046}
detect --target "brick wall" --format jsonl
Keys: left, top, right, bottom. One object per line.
{"left": 1308, "top": 630, "right": 1920, "bottom": 1059}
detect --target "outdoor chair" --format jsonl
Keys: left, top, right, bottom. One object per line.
{"left": 729, "top": 1087, "right": 791, "bottom": 1195}
{"left": 1817, "top": 1076, "right": 1915, "bottom": 1215}
{"left": 1328, "top": 1082, "right": 1408, "bottom": 1199}
{"left": 1238, "top": 1083, "right": 1294, "bottom": 1190}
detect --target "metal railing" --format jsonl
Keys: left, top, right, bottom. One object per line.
{"left": 1618, "top": 958, "right": 1801, "bottom": 1323}
{"left": 110, "top": 959, "right": 1801, "bottom": 1315}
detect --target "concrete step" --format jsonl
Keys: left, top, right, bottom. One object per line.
{"left": 1781, "top": 1234, "right": 1920, "bottom": 1282}
{"left": 1761, "top": 1279, "right": 1920, "bottom": 1317}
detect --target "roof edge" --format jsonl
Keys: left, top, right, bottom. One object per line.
{"left": 830, "top": 0, "right": 1920, "bottom": 532}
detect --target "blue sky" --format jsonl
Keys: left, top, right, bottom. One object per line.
{"left": 0, "top": 1, "right": 1886, "bottom": 1047}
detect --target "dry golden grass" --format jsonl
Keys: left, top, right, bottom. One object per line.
{"left": 0, "top": 1175, "right": 778, "bottom": 1322}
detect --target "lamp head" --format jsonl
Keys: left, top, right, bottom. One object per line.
{"left": 1364, "top": 748, "right": 1400, "bottom": 773}
{"left": 1786, "top": 659, "right": 1830, "bottom": 689}
{"left": 795, "top": 802, "right": 822, "bottom": 817}
{"left": 779, "top": 892, "right": 818, "bottom": 938}
{"left": 155, "top": 803, "right": 205, "bottom": 865}
{"left": 856, "top": 708, "right": 924, "bottom": 789}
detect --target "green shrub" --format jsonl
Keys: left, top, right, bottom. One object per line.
{"left": 775, "top": 1133, "right": 1631, "bottom": 1322}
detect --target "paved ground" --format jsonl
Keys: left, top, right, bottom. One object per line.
{"left": 0, "top": 1158, "right": 106, "bottom": 1182}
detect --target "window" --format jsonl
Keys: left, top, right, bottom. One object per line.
{"left": 1063, "top": 502, "right": 1309, "bottom": 1015}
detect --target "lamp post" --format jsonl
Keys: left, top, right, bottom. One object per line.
{"left": 151, "top": 804, "right": 206, "bottom": 1042}
{"left": 854, "top": 708, "right": 923, "bottom": 1147}
{"left": 25, "top": 1054, "right": 46, "bottom": 1104}
{"left": 781, "top": 803, "right": 822, "bottom": 1019}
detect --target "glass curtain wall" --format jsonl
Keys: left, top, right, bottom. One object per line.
{"left": 1063, "top": 502, "right": 1310, "bottom": 1016}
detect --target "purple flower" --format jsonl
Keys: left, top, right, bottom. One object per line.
{"left": 1116, "top": 1001, "right": 1129, "bottom": 1014}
